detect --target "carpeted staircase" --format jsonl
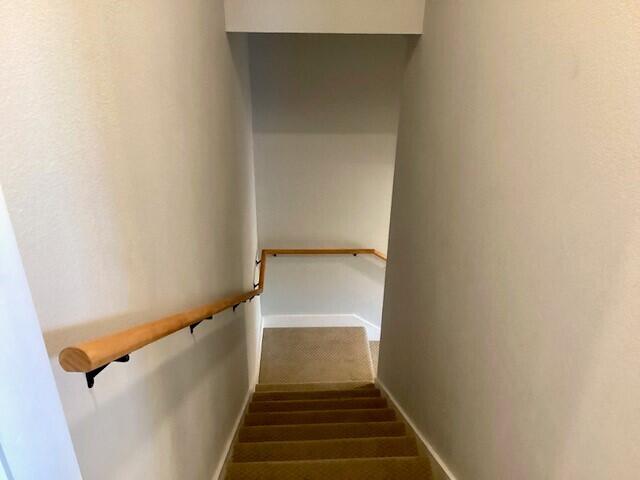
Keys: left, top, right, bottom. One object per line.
{"left": 224, "top": 381, "right": 432, "bottom": 479}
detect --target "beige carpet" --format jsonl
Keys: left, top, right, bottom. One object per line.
{"left": 259, "top": 327, "right": 374, "bottom": 384}
{"left": 225, "top": 382, "right": 432, "bottom": 479}
{"left": 223, "top": 328, "right": 431, "bottom": 479}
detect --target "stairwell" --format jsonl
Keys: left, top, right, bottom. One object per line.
{"left": 222, "top": 328, "right": 432, "bottom": 479}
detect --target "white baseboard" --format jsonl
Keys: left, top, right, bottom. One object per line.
{"left": 376, "top": 379, "right": 457, "bottom": 480}
{"left": 213, "top": 305, "right": 263, "bottom": 479}
{"left": 262, "top": 313, "right": 381, "bottom": 341}
{"left": 212, "top": 386, "right": 252, "bottom": 480}
{"left": 253, "top": 313, "right": 264, "bottom": 386}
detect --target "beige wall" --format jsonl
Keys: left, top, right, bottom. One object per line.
{"left": 379, "top": 2, "right": 640, "bottom": 479}
{"left": 224, "top": 0, "right": 425, "bottom": 34}
{"left": 0, "top": 1, "right": 260, "bottom": 479}
{"left": 250, "top": 34, "right": 405, "bottom": 327}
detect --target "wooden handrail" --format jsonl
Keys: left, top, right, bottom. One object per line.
{"left": 262, "top": 248, "right": 387, "bottom": 261}
{"left": 59, "top": 248, "right": 386, "bottom": 378}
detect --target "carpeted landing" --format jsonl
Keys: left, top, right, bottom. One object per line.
{"left": 259, "top": 327, "right": 374, "bottom": 384}
{"left": 224, "top": 328, "right": 432, "bottom": 479}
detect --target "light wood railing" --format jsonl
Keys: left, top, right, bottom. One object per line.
{"left": 59, "top": 248, "right": 386, "bottom": 386}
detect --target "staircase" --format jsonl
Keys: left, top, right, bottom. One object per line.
{"left": 224, "top": 381, "right": 432, "bottom": 479}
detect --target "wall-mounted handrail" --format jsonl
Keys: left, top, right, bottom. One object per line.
{"left": 58, "top": 248, "right": 386, "bottom": 386}
{"left": 262, "top": 248, "right": 387, "bottom": 261}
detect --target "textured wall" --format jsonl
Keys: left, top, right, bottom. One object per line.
{"left": 250, "top": 34, "right": 405, "bottom": 327}
{"left": 0, "top": 1, "right": 260, "bottom": 479}
{"left": 380, "top": 1, "right": 640, "bottom": 479}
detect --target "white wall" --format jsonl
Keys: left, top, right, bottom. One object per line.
{"left": 225, "top": 0, "right": 425, "bottom": 34}
{"left": 379, "top": 2, "right": 640, "bottom": 479}
{"left": 262, "top": 256, "right": 385, "bottom": 337}
{"left": 0, "top": 186, "right": 82, "bottom": 480}
{"left": 0, "top": 1, "right": 260, "bottom": 479}
{"left": 250, "top": 34, "right": 405, "bottom": 328}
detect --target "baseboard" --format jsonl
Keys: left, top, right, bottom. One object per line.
{"left": 262, "top": 313, "right": 381, "bottom": 341}
{"left": 213, "top": 306, "right": 263, "bottom": 480}
{"left": 212, "top": 388, "right": 252, "bottom": 480}
{"left": 376, "top": 379, "right": 457, "bottom": 480}
{"left": 253, "top": 313, "right": 264, "bottom": 386}
{"left": 354, "top": 314, "right": 382, "bottom": 342}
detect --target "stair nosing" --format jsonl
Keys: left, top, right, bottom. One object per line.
{"left": 244, "top": 407, "right": 396, "bottom": 426}
{"left": 237, "top": 420, "right": 407, "bottom": 442}
{"left": 246, "top": 407, "right": 394, "bottom": 416}
{"left": 254, "top": 382, "right": 376, "bottom": 392}
{"left": 251, "top": 397, "right": 384, "bottom": 404}
{"left": 234, "top": 435, "right": 416, "bottom": 448}
{"left": 228, "top": 455, "right": 428, "bottom": 466}
{"left": 239, "top": 420, "right": 405, "bottom": 431}
{"left": 231, "top": 436, "right": 419, "bottom": 463}
{"left": 248, "top": 397, "right": 387, "bottom": 412}
{"left": 251, "top": 388, "right": 382, "bottom": 401}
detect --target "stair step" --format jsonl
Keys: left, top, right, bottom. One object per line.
{"left": 239, "top": 421, "right": 407, "bottom": 442}
{"left": 255, "top": 382, "right": 375, "bottom": 392}
{"left": 226, "top": 456, "right": 432, "bottom": 479}
{"left": 252, "top": 387, "right": 381, "bottom": 402}
{"left": 244, "top": 408, "right": 396, "bottom": 426}
{"left": 232, "top": 436, "right": 418, "bottom": 462}
{"left": 248, "top": 397, "right": 387, "bottom": 413}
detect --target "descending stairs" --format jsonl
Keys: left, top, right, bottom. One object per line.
{"left": 224, "top": 382, "right": 432, "bottom": 479}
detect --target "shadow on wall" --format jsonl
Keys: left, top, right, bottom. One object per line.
{"left": 249, "top": 34, "right": 407, "bottom": 136}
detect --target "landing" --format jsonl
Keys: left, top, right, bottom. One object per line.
{"left": 259, "top": 327, "right": 374, "bottom": 384}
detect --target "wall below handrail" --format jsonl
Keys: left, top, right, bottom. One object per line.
{"left": 58, "top": 248, "right": 386, "bottom": 384}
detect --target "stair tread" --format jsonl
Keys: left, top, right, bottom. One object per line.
{"left": 244, "top": 408, "right": 396, "bottom": 426}
{"left": 252, "top": 387, "right": 381, "bottom": 402}
{"left": 248, "top": 396, "right": 387, "bottom": 412}
{"left": 232, "top": 436, "right": 418, "bottom": 462}
{"left": 255, "top": 382, "right": 375, "bottom": 392}
{"left": 239, "top": 421, "right": 407, "bottom": 442}
{"left": 226, "top": 456, "right": 432, "bottom": 480}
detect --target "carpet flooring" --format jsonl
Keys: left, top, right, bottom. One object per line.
{"left": 259, "top": 327, "right": 374, "bottom": 384}
{"left": 224, "top": 327, "right": 431, "bottom": 479}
